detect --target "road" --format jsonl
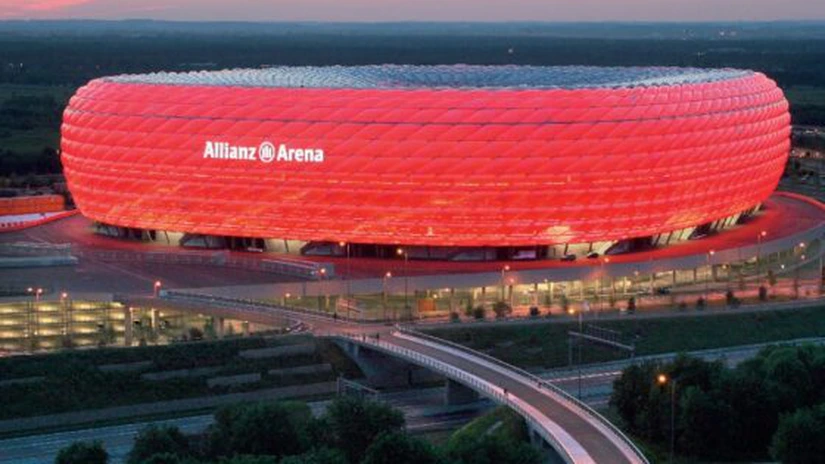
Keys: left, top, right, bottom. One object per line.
{"left": 0, "top": 388, "right": 492, "bottom": 464}
{"left": 543, "top": 336, "right": 825, "bottom": 408}
{"left": 382, "top": 330, "right": 638, "bottom": 464}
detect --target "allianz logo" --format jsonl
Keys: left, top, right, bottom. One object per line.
{"left": 203, "top": 141, "right": 325, "bottom": 163}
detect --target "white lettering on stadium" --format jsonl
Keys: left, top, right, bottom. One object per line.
{"left": 203, "top": 141, "right": 324, "bottom": 164}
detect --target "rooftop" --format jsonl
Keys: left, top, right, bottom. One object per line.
{"left": 103, "top": 65, "right": 753, "bottom": 90}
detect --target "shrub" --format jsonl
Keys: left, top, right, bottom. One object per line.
{"left": 759, "top": 285, "right": 768, "bottom": 302}
{"left": 529, "top": 306, "right": 539, "bottom": 318}
{"left": 492, "top": 301, "right": 512, "bottom": 319}
{"left": 56, "top": 441, "right": 108, "bottom": 464}
{"left": 472, "top": 306, "right": 485, "bottom": 320}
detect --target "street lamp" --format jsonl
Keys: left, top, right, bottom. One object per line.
{"left": 600, "top": 257, "right": 610, "bottom": 313}
{"left": 705, "top": 250, "right": 715, "bottom": 300}
{"left": 396, "top": 248, "right": 410, "bottom": 315}
{"left": 500, "top": 265, "right": 510, "bottom": 302}
{"left": 340, "top": 241, "right": 351, "bottom": 318}
{"left": 318, "top": 268, "right": 327, "bottom": 312}
{"left": 657, "top": 373, "right": 677, "bottom": 464}
{"left": 382, "top": 271, "right": 392, "bottom": 320}
{"left": 153, "top": 280, "right": 162, "bottom": 298}
{"left": 756, "top": 230, "right": 767, "bottom": 282}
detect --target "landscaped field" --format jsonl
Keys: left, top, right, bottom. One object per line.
{"left": 424, "top": 305, "right": 825, "bottom": 369}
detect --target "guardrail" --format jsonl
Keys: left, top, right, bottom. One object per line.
{"left": 394, "top": 325, "right": 649, "bottom": 464}
{"left": 335, "top": 331, "right": 592, "bottom": 464}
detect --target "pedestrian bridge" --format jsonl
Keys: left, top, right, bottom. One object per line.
{"left": 337, "top": 327, "right": 648, "bottom": 464}
{"left": 159, "top": 291, "right": 648, "bottom": 464}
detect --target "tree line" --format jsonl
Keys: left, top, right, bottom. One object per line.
{"left": 56, "top": 397, "right": 542, "bottom": 464}
{"left": 611, "top": 345, "right": 825, "bottom": 463}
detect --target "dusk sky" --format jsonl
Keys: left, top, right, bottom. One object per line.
{"left": 1, "top": 0, "right": 824, "bottom": 22}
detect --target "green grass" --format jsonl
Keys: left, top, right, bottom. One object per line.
{"left": 447, "top": 406, "right": 528, "bottom": 448}
{"left": 0, "top": 334, "right": 361, "bottom": 421}
{"left": 425, "top": 305, "right": 825, "bottom": 369}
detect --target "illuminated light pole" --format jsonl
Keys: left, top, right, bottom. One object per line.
{"left": 396, "top": 248, "right": 410, "bottom": 317}
{"left": 500, "top": 265, "right": 510, "bottom": 303}
{"left": 153, "top": 280, "right": 162, "bottom": 298}
{"left": 318, "top": 268, "right": 327, "bottom": 313}
{"left": 599, "top": 257, "right": 610, "bottom": 315}
{"left": 756, "top": 230, "right": 767, "bottom": 282}
{"left": 340, "top": 241, "right": 351, "bottom": 319}
{"left": 705, "top": 250, "right": 715, "bottom": 300}
{"left": 382, "top": 271, "right": 392, "bottom": 321}
{"left": 60, "top": 292, "right": 69, "bottom": 338}
{"left": 508, "top": 277, "right": 515, "bottom": 309}
{"left": 657, "top": 373, "right": 677, "bottom": 464}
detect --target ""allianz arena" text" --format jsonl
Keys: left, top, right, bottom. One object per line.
{"left": 202, "top": 141, "right": 325, "bottom": 163}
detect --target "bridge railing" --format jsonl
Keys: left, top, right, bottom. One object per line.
{"left": 394, "top": 325, "right": 649, "bottom": 464}
{"left": 335, "top": 332, "right": 591, "bottom": 464}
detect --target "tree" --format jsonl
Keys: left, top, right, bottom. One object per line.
{"left": 56, "top": 441, "right": 108, "bottom": 464}
{"left": 206, "top": 401, "right": 310, "bottom": 459}
{"left": 492, "top": 301, "right": 512, "bottom": 319}
{"left": 677, "top": 386, "right": 734, "bottom": 459}
{"left": 623, "top": 296, "right": 635, "bottom": 314}
{"left": 771, "top": 403, "right": 825, "bottom": 464}
{"left": 279, "top": 448, "right": 347, "bottom": 464}
{"left": 324, "top": 397, "right": 405, "bottom": 463}
{"left": 127, "top": 425, "right": 190, "bottom": 464}
{"left": 445, "top": 434, "right": 541, "bottom": 464}
{"left": 361, "top": 431, "right": 442, "bottom": 464}
{"left": 610, "top": 362, "right": 658, "bottom": 432}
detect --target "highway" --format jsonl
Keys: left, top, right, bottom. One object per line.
{"left": 0, "top": 388, "right": 493, "bottom": 464}
{"left": 543, "top": 336, "right": 825, "bottom": 408}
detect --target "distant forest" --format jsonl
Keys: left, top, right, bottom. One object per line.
{"left": 0, "top": 21, "right": 824, "bottom": 175}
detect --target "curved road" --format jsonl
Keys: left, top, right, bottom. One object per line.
{"left": 381, "top": 330, "right": 639, "bottom": 464}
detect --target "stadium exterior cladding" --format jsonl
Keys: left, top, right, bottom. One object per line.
{"left": 60, "top": 66, "right": 791, "bottom": 247}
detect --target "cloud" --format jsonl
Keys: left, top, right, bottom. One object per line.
{"left": 0, "top": 0, "right": 94, "bottom": 17}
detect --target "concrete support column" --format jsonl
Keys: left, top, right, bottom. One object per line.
{"left": 124, "top": 307, "right": 133, "bottom": 347}
{"left": 671, "top": 271, "right": 678, "bottom": 306}
{"left": 150, "top": 308, "right": 158, "bottom": 330}
{"left": 242, "top": 320, "right": 250, "bottom": 337}
{"left": 444, "top": 379, "right": 480, "bottom": 405}
{"left": 217, "top": 317, "right": 225, "bottom": 339}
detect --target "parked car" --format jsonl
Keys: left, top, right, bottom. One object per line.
{"left": 586, "top": 251, "right": 600, "bottom": 259}
{"left": 561, "top": 254, "right": 577, "bottom": 262}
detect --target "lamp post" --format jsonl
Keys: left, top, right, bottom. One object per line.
{"left": 340, "top": 241, "right": 351, "bottom": 319}
{"left": 396, "top": 248, "right": 409, "bottom": 317}
{"left": 318, "top": 268, "right": 327, "bottom": 313}
{"left": 382, "top": 271, "right": 392, "bottom": 321}
{"left": 60, "top": 291, "right": 69, "bottom": 339}
{"left": 598, "top": 258, "right": 610, "bottom": 315}
{"left": 756, "top": 230, "right": 767, "bottom": 282}
{"left": 153, "top": 280, "right": 162, "bottom": 298}
{"left": 705, "top": 250, "right": 715, "bottom": 300}
{"left": 500, "top": 265, "right": 510, "bottom": 302}
{"left": 657, "top": 373, "right": 677, "bottom": 464}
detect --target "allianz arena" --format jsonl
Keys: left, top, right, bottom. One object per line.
{"left": 60, "top": 65, "right": 790, "bottom": 256}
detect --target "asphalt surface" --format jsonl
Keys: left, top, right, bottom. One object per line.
{"left": 544, "top": 336, "right": 825, "bottom": 408}
{"left": 384, "top": 331, "right": 634, "bottom": 464}
{"left": 0, "top": 388, "right": 492, "bottom": 464}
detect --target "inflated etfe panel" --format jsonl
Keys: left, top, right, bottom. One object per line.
{"left": 60, "top": 66, "right": 790, "bottom": 246}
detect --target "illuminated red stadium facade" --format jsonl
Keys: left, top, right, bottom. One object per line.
{"left": 60, "top": 66, "right": 790, "bottom": 255}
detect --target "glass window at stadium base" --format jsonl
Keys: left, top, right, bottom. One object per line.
{"left": 60, "top": 65, "right": 790, "bottom": 261}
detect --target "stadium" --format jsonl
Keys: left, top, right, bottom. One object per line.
{"left": 60, "top": 65, "right": 790, "bottom": 260}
